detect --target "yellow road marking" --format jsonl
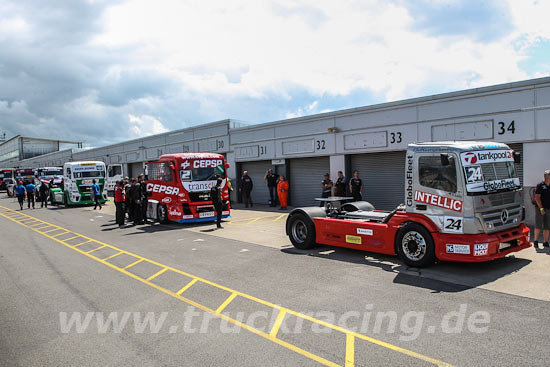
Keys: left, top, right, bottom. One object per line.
{"left": 62, "top": 235, "right": 80, "bottom": 242}
{"left": 123, "top": 259, "right": 143, "bottom": 270}
{"left": 176, "top": 278, "right": 198, "bottom": 295}
{"left": 273, "top": 214, "right": 286, "bottom": 222}
{"left": 0, "top": 206, "right": 454, "bottom": 367}
{"left": 52, "top": 231, "right": 70, "bottom": 238}
{"left": 345, "top": 334, "right": 354, "bottom": 367}
{"left": 43, "top": 228, "right": 61, "bottom": 234}
{"left": 247, "top": 217, "right": 263, "bottom": 224}
{"left": 86, "top": 245, "right": 106, "bottom": 254}
{"left": 215, "top": 293, "right": 238, "bottom": 313}
{"left": 269, "top": 309, "right": 287, "bottom": 338}
{"left": 146, "top": 268, "right": 168, "bottom": 281}
{"left": 29, "top": 222, "right": 46, "bottom": 227}
{"left": 73, "top": 240, "right": 91, "bottom": 247}
{"left": 36, "top": 225, "right": 52, "bottom": 230}
{"left": 102, "top": 252, "right": 123, "bottom": 261}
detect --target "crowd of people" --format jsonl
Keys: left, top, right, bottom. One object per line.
{"left": 238, "top": 169, "right": 364, "bottom": 210}
{"left": 13, "top": 178, "right": 64, "bottom": 211}
{"left": 113, "top": 174, "right": 150, "bottom": 228}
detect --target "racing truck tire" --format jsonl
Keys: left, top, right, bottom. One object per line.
{"left": 157, "top": 205, "right": 169, "bottom": 224}
{"left": 287, "top": 212, "right": 317, "bottom": 249}
{"left": 396, "top": 222, "right": 436, "bottom": 268}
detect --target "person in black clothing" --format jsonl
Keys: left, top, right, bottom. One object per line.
{"left": 211, "top": 177, "right": 224, "bottom": 229}
{"left": 349, "top": 170, "right": 363, "bottom": 202}
{"left": 534, "top": 170, "right": 550, "bottom": 248}
{"left": 240, "top": 171, "right": 253, "bottom": 208}
{"left": 39, "top": 181, "right": 50, "bottom": 208}
{"left": 124, "top": 178, "right": 133, "bottom": 221}
{"left": 320, "top": 173, "right": 333, "bottom": 207}
{"left": 334, "top": 171, "right": 347, "bottom": 197}
{"left": 130, "top": 178, "right": 143, "bottom": 225}
{"left": 264, "top": 169, "right": 279, "bottom": 207}
{"left": 138, "top": 174, "right": 149, "bottom": 223}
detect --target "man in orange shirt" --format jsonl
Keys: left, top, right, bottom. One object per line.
{"left": 277, "top": 176, "right": 289, "bottom": 210}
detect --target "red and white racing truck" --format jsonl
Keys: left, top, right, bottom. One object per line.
{"left": 145, "top": 153, "right": 230, "bottom": 223}
{"left": 286, "top": 141, "right": 530, "bottom": 267}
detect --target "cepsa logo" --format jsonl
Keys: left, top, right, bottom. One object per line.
{"left": 146, "top": 183, "right": 180, "bottom": 195}
{"left": 193, "top": 159, "right": 223, "bottom": 169}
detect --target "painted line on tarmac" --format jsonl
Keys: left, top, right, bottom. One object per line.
{"left": 0, "top": 205, "right": 454, "bottom": 367}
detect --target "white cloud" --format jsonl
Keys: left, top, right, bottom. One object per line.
{"left": 128, "top": 114, "right": 168, "bottom": 137}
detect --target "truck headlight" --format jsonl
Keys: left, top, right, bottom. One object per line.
{"left": 487, "top": 223, "right": 494, "bottom": 230}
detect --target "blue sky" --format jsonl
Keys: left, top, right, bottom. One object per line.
{"left": 0, "top": 0, "right": 549, "bottom": 147}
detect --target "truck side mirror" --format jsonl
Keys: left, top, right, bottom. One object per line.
{"left": 513, "top": 151, "right": 521, "bottom": 164}
{"left": 440, "top": 153, "right": 450, "bottom": 166}
{"left": 225, "top": 163, "right": 230, "bottom": 169}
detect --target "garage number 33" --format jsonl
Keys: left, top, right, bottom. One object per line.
{"left": 443, "top": 216, "right": 463, "bottom": 233}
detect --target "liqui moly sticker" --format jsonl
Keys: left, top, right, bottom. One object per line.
{"left": 414, "top": 191, "right": 463, "bottom": 212}
{"left": 461, "top": 150, "right": 514, "bottom": 166}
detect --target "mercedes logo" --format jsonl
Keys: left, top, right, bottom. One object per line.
{"left": 501, "top": 209, "right": 509, "bottom": 224}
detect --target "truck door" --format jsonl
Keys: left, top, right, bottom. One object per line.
{"left": 413, "top": 153, "right": 465, "bottom": 234}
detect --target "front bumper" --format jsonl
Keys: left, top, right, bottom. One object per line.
{"left": 435, "top": 224, "right": 531, "bottom": 262}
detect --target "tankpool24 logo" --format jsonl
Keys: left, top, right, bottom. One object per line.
{"left": 461, "top": 150, "right": 513, "bottom": 166}
{"left": 462, "top": 152, "right": 477, "bottom": 165}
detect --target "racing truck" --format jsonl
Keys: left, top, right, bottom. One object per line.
{"left": 144, "top": 153, "right": 230, "bottom": 223}
{"left": 0, "top": 168, "right": 15, "bottom": 194}
{"left": 106, "top": 164, "right": 124, "bottom": 192}
{"left": 286, "top": 141, "right": 530, "bottom": 267}
{"left": 34, "top": 167, "right": 63, "bottom": 200}
{"left": 50, "top": 161, "right": 108, "bottom": 206}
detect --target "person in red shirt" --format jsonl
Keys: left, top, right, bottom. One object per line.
{"left": 114, "top": 180, "right": 126, "bottom": 227}
{"left": 277, "top": 176, "right": 289, "bottom": 210}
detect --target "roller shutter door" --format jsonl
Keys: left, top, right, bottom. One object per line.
{"left": 508, "top": 143, "right": 523, "bottom": 185}
{"left": 350, "top": 151, "right": 406, "bottom": 211}
{"left": 289, "top": 156, "right": 330, "bottom": 207}
{"left": 240, "top": 160, "right": 273, "bottom": 205}
{"left": 129, "top": 162, "right": 144, "bottom": 178}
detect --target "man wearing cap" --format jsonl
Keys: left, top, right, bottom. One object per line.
{"left": 320, "top": 173, "right": 333, "bottom": 207}
{"left": 15, "top": 181, "right": 26, "bottom": 210}
{"left": 534, "top": 170, "right": 550, "bottom": 248}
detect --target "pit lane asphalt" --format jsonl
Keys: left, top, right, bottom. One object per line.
{"left": 0, "top": 196, "right": 549, "bottom": 366}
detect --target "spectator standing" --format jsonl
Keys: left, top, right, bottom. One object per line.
{"left": 534, "top": 170, "right": 550, "bottom": 248}
{"left": 15, "top": 181, "right": 26, "bottom": 210}
{"left": 349, "top": 170, "right": 363, "bottom": 202}
{"left": 226, "top": 177, "right": 233, "bottom": 206}
{"left": 264, "top": 169, "right": 279, "bottom": 207}
{"left": 39, "top": 181, "right": 50, "bottom": 208}
{"left": 25, "top": 181, "right": 36, "bottom": 209}
{"left": 124, "top": 178, "right": 133, "bottom": 221}
{"left": 131, "top": 178, "right": 143, "bottom": 225}
{"left": 114, "top": 180, "right": 126, "bottom": 227}
{"left": 210, "top": 177, "right": 224, "bottom": 229}
{"left": 92, "top": 179, "right": 102, "bottom": 210}
{"left": 59, "top": 178, "right": 64, "bottom": 191}
{"left": 277, "top": 176, "right": 289, "bottom": 210}
{"left": 320, "top": 173, "right": 333, "bottom": 207}
{"left": 138, "top": 174, "right": 149, "bottom": 223}
{"left": 334, "top": 171, "right": 347, "bottom": 197}
{"left": 240, "top": 171, "right": 253, "bottom": 208}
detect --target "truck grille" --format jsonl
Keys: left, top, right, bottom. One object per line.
{"left": 488, "top": 191, "right": 516, "bottom": 207}
{"left": 188, "top": 191, "right": 211, "bottom": 202}
{"left": 480, "top": 204, "right": 522, "bottom": 230}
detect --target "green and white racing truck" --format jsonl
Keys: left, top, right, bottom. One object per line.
{"left": 50, "top": 161, "right": 108, "bottom": 206}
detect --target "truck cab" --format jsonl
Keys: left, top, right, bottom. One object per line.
{"left": 34, "top": 167, "right": 63, "bottom": 199}
{"left": 0, "top": 168, "right": 15, "bottom": 193}
{"left": 106, "top": 164, "right": 124, "bottom": 192}
{"left": 286, "top": 141, "right": 530, "bottom": 267}
{"left": 50, "top": 161, "right": 108, "bottom": 206}
{"left": 145, "top": 153, "right": 230, "bottom": 223}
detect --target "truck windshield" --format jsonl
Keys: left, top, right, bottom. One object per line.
{"left": 180, "top": 165, "right": 225, "bottom": 182}
{"left": 463, "top": 160, "right": 519, "bottom": 193}
{"left": 38, "top": 169, "right": 62, "bottom": 177}
{"left": 108, "top": 166, "right": 122, "bottom": 177}
{"left": 1, "top": 171, "right": 12, "bottom": 178}
{"left": 74, "top": 171, "right": 105, "bottom": 178}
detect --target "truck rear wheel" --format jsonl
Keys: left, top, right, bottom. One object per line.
{"left": 396, "top": 223, "right": 435, "bottom": 267}
{"left": 157, "top": 205, "right": 168, "bottom": 224}
{"left": 287, "top": 213, "right": 316, "bottom": 249}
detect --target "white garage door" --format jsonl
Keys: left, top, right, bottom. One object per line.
{"left": 289, "top": 156, "right": 330, "bottom": 207}
{"left": 350, "top": 151, "right": 406, "bottom": 211}
{"left": 129, "top": 162, "right": 144, "bottom": 178}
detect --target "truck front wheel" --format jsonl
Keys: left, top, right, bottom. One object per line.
{"left": 157, "top": 205, "right": 168, "bottom": 224}
{"left": 287, "top": 213, "right": 316, "bottom": 249}
{"left": 396, "top": 223, "right": 435, "bottom": 267}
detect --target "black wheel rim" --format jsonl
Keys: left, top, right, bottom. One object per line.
{"left": 401, "top": 231, "right": 426, "bottom": 262}
{"left": 291, "top": 219, "right": 308, "bottom": 244}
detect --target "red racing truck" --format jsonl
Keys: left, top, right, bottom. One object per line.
{"left": 145, "top": 153, "right": 230, "bottom": 223}
{"left": 286, "top": 141, "right": 530, "bottom": 267}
